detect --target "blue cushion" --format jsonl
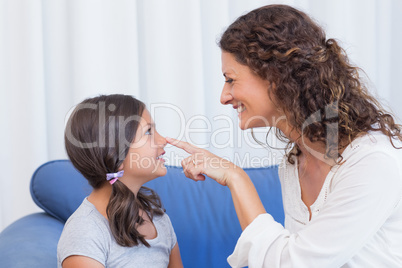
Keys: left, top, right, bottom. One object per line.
{"left": 0, "top": 213, "right": 64, "bottom": 268}
{"left": 30, "top": 160, "right": 92, "bottom": 222}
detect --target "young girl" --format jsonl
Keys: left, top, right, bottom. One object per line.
{"left": 58, "top": 94, "right": 183, "bottom": 268}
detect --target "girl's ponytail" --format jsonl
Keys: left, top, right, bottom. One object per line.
{"left": 107, "top": 181, "right": 164, "bottom": 247}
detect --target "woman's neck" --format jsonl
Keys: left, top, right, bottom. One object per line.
{"left": 276, "top": 121, "right": 340, "bottom": 166}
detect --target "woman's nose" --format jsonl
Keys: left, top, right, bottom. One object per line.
{"left": 220, "top": 85, "right": 233, "bottom": 105}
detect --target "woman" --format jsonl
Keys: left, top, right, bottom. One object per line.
{"left": 167, "top": 4, "right": 402, "bottom": 267}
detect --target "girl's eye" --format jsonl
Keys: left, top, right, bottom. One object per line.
{"left": 145, "top": 128, "right": 152, "bottom": 135}
{"left": 225, "top": 78, "right": 234, "bottom": 84}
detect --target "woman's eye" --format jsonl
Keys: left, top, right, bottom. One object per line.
{"left": 225, "top": 78, "right": 233, "bottom": 84}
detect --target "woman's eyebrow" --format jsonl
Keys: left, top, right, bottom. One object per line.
{"left": 223, "top": 71, "right": 236, "bottom": 77}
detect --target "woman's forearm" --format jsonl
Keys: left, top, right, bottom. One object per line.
{"left": 228, "top": 170, "right": 267, "bottom": 230}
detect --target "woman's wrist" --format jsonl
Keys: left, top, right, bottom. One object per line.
{"left": 226, "top": 167, "right": 249, "bottom": 189}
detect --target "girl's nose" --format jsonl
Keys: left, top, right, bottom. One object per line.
{"left": 156, "top": 132, "right": 167, "bottom": 147}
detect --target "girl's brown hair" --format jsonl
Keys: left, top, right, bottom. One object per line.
{"left": 219, "top": 4, "right": 402, "bottom": 163}
{"left": 65, "top": 94, "right": 164, "bottom": 247}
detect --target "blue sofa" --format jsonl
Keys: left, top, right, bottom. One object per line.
{"left": 0, "top": 160, "right": 284, "bottom": 268}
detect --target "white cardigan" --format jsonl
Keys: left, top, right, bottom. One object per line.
{"left": 228, "top": 131, "right": 402, "bottom": 267}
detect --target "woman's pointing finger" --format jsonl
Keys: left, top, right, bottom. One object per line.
{"left": 166, "top": 137, "right": 199, "bottom": 154}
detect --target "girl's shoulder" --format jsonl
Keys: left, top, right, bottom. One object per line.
{"left": 152, "top": 212, "right": 177, "bottom": 250}
{"left": 152, "top": 212, "right": 171, "bottom": 228}
{"left": 67, "top": 198, "right": 105, "bottom": 220}
{"left": 153, "top": 212, "right": 176, "bottom": 237}
{"left": 57, "top": 199, "right": 109, "bottom": 266}
{"left": 62, "top": 198, "right": 110, "bottom": 240}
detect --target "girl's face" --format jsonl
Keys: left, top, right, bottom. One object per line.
{"left": 220, "top": 51, "right": 283, "bottom": 130}
{"left": 121, "top": 109, "right": 167, "bottom": 186}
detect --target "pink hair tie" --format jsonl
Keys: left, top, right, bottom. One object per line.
{"left": 106, "top": 170, "right": 124, "bottom": 185}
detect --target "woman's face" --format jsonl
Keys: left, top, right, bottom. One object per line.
{"left": 220, "top": 51, "right": 283, "bottom": 130}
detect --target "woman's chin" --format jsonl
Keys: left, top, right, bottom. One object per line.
{"left": 239, "top": 115, "right": 271, "bottom": 130}
{"left": 238, "top": 123, "right": 249, "bottom": 130}
{"left": 238, "top": 118, "right": 259, "bottom": 130}
{"left": 238, "top": 115, "right": 249, "bottom": 130}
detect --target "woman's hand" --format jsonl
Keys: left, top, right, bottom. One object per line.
{"left": 166, "top": 137, "right": 266, "bottom": 229}
{"left": 166, "top": 137, "right": 244, "bottom": 187}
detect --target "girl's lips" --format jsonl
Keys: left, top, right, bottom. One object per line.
{"left": 156, "top": 151, "right": 166, "bottom": 163}
{"left": 156, "top": 156, "right": 165, "bottom": 161}
{"left": 156, "top": 151, "right": 165, "bottom": 159}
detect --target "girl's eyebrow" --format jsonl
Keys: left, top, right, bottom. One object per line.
{"left": 146, "top": 123, "right": 155, "bottom": 128}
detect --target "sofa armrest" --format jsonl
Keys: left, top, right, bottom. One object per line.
{"left": 0, "top": 213, "right": 64, "bottom": 268}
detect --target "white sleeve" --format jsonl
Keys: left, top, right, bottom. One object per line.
{"left": 227, "top": 151, "right": 402, "bottom": 268}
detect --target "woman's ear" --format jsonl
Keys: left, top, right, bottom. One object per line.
{"left": 267, "top": 81, "right": 277, "bottom": 99}
{"left": 268, "top": 81, "right": 276, "bottom": 92}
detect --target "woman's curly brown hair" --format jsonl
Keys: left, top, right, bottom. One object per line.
{"left": 219, "top": 4, "right": 402, "bottom": 163}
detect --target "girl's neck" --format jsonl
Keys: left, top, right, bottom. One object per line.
{"left": 87, "top": 181, "right": 144, "bottom": 219}
{"left": 87, "top": 185, "right": 112, "bottom": 219}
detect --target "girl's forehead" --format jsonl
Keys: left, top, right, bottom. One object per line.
{"left": 140, "top": 109, "right": 154, "bottom": 125}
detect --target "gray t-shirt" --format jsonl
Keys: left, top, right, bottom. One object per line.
{"left": 57, "top": 198, "right": 177, "bottom": 268}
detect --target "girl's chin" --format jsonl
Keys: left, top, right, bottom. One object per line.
{"left": 157, "top": 165, "right": 167, "bottom": 175}
{"left": 148, "top": 164, "right": 167, "bottom": 177}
